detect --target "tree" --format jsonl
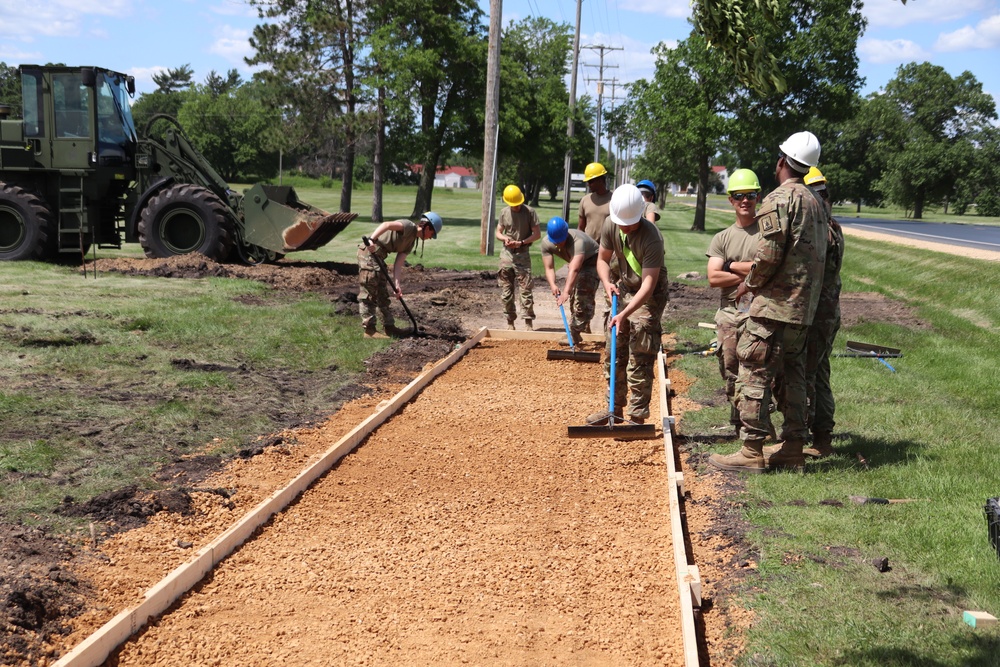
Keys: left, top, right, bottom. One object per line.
{"left": 204, "top": 69, "right": 243, "bottom": 96}
{"left": 496, "top": 16, "right": 574, "bottom": 207}
{"left": 152, "top": 65, "right": 195, "bottom": 94}
{"left": 178, "top": 80, "right": 280, "bottom": 182}
{"left": 627, "top": 34, "right": 732, "bottom": 231}
{"left": 876, "top": 63, "right": 997, "bottom": 218}
{"left": 247, "top": 0, "right": 364, "bottom": 214}
{"left": 369, "top": 0, "right": 487, "bottom": 218}
{"left": 1, "top": 62, "right": 21, "bottom": 117}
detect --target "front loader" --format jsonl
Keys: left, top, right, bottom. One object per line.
{"left": 0, "top": 65, "right": 354, "bottom": 263}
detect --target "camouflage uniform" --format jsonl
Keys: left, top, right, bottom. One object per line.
{"left": 600, "top": 218, "right": 669, "bottom": 422}
{"left": 806, "top": 216, "right": 844, "bottom": 439}
{"left": 540, "top": 229, "right": 600, "bottom": 342}
{"left": 737, "top": 179, "right": 827, "bottom": 443}
{"left": 579, "top": 191, "right": 613, "bottom": 330}
{"left": 497, "top": 204, "right": 540, "bottom": 325}
{"left": 357, "top": 220, "right": 419, "bottom": 334}
{"left": 706, "top": 220, "right": 760, "bottom": 428}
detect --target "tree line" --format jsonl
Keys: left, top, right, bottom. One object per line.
{"left": 2, "top": 0, "right": 996, "bottom": 224}
{"left": 618, "top": 0, "right": 999, "bottom": 226}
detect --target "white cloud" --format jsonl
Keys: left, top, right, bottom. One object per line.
{"left": 209, "top": 25, "right": 255, "bottom": 65}
{"left": 618, "top": 0, "right": 691, "bottom": 20}
{"left": 210, "top": 0, "right": 259, "bottom": 19}
{"left": 0, "top": 46, "right": 40, "bottom": 62}
{"left": 0, "top": 0, "right": 130, "bottom": 39}
{"left": 864, "top": 0, "right": 991, "bottom": 29}
{"left": 935, "top": 14, "right": 1000, "bottom": 51}
{"left": 858, "top": 38, "right": 930, "bottom": 64}
{"left": 127, "top": 65, "right": 168, "bottom": 93}
{"left": 578, "top": 31, "right": 665, "bottom": 89}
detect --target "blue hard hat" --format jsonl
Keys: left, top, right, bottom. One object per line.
{"left": 421, "top": 211, "right": 443, "bottom": 238}
{"left": 636, "top": 180, "right": 656, "bottom": 197}
{"left": 546, "top": 216, "right": 569, "bottom": 244}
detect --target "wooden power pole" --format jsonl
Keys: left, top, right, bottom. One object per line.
{"left": 561, "top": 0, "right": 583, "bottom": 222}
{"left": 480, "top": 0, "right": 502, "bottom": 255}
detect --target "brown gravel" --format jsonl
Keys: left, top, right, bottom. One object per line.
{"left": 62, "top": 340, "right": 687, "bottom": 666}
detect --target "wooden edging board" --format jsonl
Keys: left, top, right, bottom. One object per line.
{"left": 658, "top": 350, "right": 701, "bottom": 667}
{"left": 54, "top": 328, "right": 490, "bottom": 667}
{"left": 56, "top": 329, "right": 700, "bottom": 667}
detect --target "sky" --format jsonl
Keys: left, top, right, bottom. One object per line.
{"left": 1, "top": 0, "right": 998, "bottom": 111}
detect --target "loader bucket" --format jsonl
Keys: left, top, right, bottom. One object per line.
{"left": 240, "top": 183, "right": 358, "bottom": 254}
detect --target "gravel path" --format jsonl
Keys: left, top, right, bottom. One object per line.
{"left": 75, "top": 339, "right": 682, "bottom": 666}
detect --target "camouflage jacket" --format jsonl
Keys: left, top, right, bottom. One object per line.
{"left": 813, "top": 217, "right": 844, "bottom": 325}
{"left": 744, "top": 178, "right": 827, "bottom": 325}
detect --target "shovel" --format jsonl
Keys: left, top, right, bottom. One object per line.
{"left": 546, "top": 302, "right": 601, "bottom": 363}
{"left": 567, "top": 294, "right": 657, "bottom": 439}
{"left": 362, "top": 236, "right": 419, "bottom": 336}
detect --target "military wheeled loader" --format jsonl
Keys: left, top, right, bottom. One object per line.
{"left": 0, "top": 64, "right": 355, "bottom": 263}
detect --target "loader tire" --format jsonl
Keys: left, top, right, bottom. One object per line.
{"left": 138, "top": 184, "right": 234, "bottom": 261}
{"left": 0, "top": 181, "right": 53, "bottom": 261}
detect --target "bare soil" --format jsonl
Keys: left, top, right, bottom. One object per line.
{"left": 0, "top": 250, "right": 929, "bottom": 666}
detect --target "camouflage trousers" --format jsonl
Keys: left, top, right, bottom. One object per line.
{"left": 568, "top": 266, "right": 599, "bottom": 342}
{"left": 357, "top": 249, "right": 394, "bottom": 333}
{"left": 498, "top": 249, "right": 535, "bottom": 323}
{"left": 715, "top": 306, "right": 748, "bottom": 427}
{"left": 602, "top": 288, "right": 667, "bottom": 422}
{"left": 736, "top": 317, "right": 809, "bottom": 442}
{"left": 806, "top": 315, "right": 840, "bottom": 437}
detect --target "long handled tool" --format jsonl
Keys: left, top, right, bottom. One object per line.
{"left": 567, "top": 294, "right": 657, "bottom": 439}
{"left": 836, "top": 340, "right": 901, "bottom": 372}
{"left": 362, "top": 236, "right": 419, "bottom": 336}
{"left": 546, "top": 302, "right": 601, "bottom": 362}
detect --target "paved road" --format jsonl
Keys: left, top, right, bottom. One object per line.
{"left": 838, "top": 218, "right": 1000, "bottom": 253}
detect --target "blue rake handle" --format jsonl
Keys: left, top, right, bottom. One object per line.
{"left": 609, "top": 293, "right": 618, "bottom": 422}
{"left": 558, "top": 302, "right": 575, "bottom": 351}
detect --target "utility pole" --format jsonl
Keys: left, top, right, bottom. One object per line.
{"left": 480, "top": 0, "right": 502, "bottom": 255}
{"left": 561, "top": 0, "right": 583, "bottom": 222}
{"left": 582, "top": 44, "right": 622, "bottom": 163}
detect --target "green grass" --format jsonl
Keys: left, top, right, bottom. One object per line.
{"left": 0, "top": 260, "right": 389, "bottom": 528}
{"left": 659, "top": 203, "right": 1000, "bottom": 665}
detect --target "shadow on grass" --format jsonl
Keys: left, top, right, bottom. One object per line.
{"left": 809, "top": 431, "right": 928, "bottom": 471}
{"left": 830, "top": 633, "right": 1000, "bottom": 667}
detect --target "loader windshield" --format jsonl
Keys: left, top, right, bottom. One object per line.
{"left": 97, "top": 72, "right": 137, "bottom": 146}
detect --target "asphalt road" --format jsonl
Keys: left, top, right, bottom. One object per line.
{"left": 833, "top": 218, "right": 1000, "bottom": 253}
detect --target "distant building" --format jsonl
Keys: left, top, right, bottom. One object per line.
{"left": 408, "top": 164, "right": 479, "bottom": 189}
{"left": 668, "top": 165, "right": 728, "bottom": 196}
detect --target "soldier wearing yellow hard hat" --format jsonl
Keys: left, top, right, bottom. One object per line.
{"left": 496, "top": 184, "right": 541, "bottom": 330}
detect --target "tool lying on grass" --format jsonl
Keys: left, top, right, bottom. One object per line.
{"left": 362, "top": 235, "right": 419, "bottom": 337}
{"left": 849, "top": 495, "right": 926, "bottom": 506}
{"left": 546, "top": 302, "right": 601, "bottom": 363}
{"left": 567, "top": 294, "right": 658, "bottom": 439}
{"left": 834, "top": 340, "right": 902, "bottom": 372}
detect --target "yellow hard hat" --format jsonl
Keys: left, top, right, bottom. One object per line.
{"left": 804, "top": 166, "right": 826, "bottom": 186}
{"left": 583, "top": 162, "right": 608, "bottom": 182}
{"left": 502, "top": 184, "right": 524, "bottom": 206}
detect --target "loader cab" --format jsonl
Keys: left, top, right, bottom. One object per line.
{"left": 19, "top": 65, "right": 137, "bottom": 171}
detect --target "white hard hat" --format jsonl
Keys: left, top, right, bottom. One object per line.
{"left": 779, "top": 131, "right": 821, "bottom": 170}
{"left": 609, "top": 184, "right": 646, "bottom": 226}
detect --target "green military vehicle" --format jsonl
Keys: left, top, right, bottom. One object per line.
{"left": 0, "top": 64, "right": 354, "bottom": 263}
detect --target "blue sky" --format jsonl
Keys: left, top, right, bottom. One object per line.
{"left": 1, "top": 0, "right": 997, "bottom": 110}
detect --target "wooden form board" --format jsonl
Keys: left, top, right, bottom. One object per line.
{"left": 658, "top": 351, "right": 701, "bottom": 667}
{"left": 54, "top": 329, "right": 490, "bottom": 667}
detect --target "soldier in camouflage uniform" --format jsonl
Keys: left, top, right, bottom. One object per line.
{"left": 496, "top": 185, "right": 541, "bottom": 330}
{"left": 578, "top": 163, "right": 614, "bottom": 331}
{"left": 540, "top": 217, "right": 599, "bottom": 344}
{"left": 706, "top": 169, "right": 762, "bottom": 433}
{"left": 801, "top": 167, "right": 844, "bottom": 458}
{"left": 708, "top": 132, "right": 827, "bottom": 474}
{"left": 588, "top": 184, "right": 669, "bottom": 425}
{"left": 357, "top": 212, "right": 441, "bottom": 338}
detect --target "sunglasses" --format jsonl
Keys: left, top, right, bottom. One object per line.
{"left": 731, "top": 192, "right": 759, "bottom": 201}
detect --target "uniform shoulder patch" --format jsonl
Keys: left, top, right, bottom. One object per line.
{"left": 758, "top": 212, "right": 780, "bottom": 236}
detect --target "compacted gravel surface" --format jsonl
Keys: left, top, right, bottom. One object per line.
{"left": 67, "top": 339, "right": 683, "bottom": 666}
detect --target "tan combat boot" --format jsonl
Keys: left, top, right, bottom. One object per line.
{"left": 524, "top": 319, "right": 533, "bottom": 331}
{"left": 765, "top": 439, "right": 806, "bottom": 471}
{"left": 585, "top": 409, "right": 623, "bottom": 425}
{"left": 803, "top": 433, "right": 834, "bottom": 459}
{"left": 708, "top": 440, "right": 766, "bottom": 474}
